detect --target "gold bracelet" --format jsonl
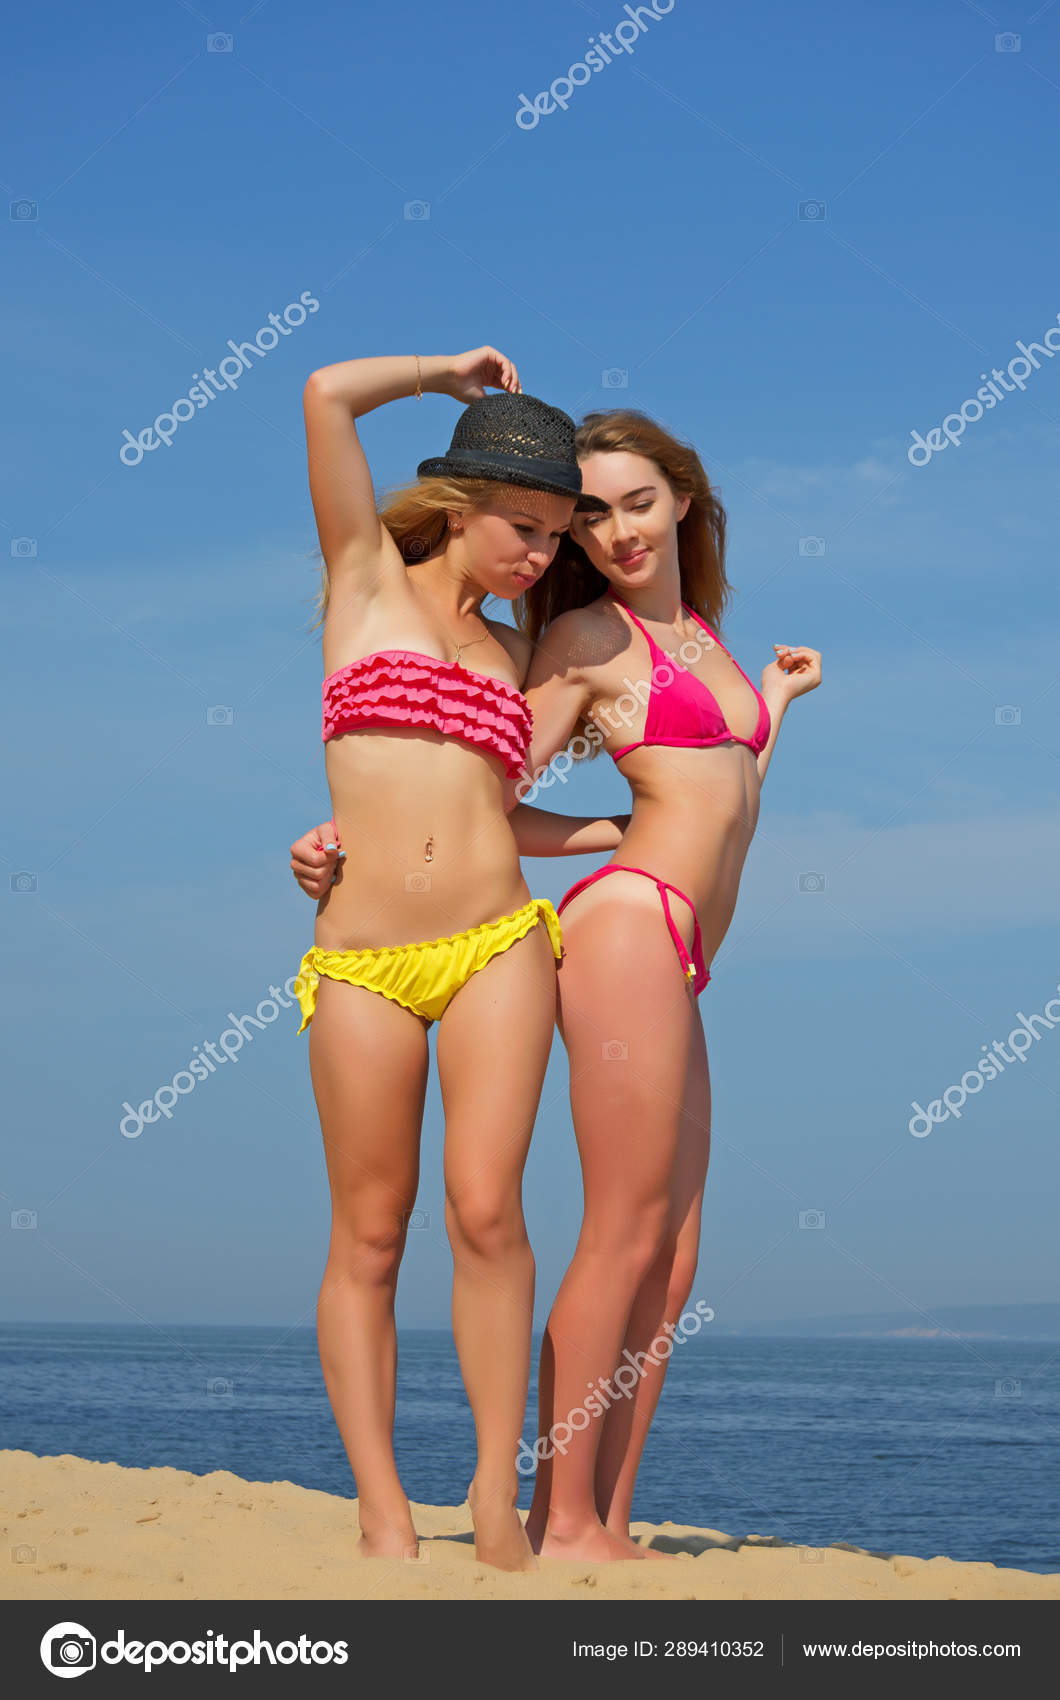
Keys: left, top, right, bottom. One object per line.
{"left": 414, "top": 353, "right": 422, "bottom": 401}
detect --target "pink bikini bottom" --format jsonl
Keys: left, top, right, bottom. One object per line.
{"left": 556, "top": 863, "right": 711, "bottom": 995}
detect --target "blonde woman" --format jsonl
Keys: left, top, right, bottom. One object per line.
{"left": 296, "top": 345, "right": 622, "bottom": 1571}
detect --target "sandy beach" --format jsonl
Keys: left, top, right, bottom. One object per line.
{"left": 2, "top": 1448, "right": 1056, "bottom": 1601}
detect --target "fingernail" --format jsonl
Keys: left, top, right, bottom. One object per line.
{"left": 324, "top": 842, "right": 337, "bottom": 850}
{"left": 338, "top": 850, "right": 346, "bottom": 859}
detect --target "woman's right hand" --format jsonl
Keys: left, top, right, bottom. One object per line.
{"left": 290, "top": 821, "right": 344, "bottom": 899}
{"left": 443, "top": 346, "right": 522, "bottom": 403}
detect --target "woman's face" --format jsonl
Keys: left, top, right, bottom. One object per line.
{"left": 570, "top": 450, "right": 690, "bottom": 591}
{"left": 454, "top": 485, "right": 575, "bottom": 601}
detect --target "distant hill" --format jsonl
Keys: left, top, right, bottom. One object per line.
{"left": 718, "top": 1304, "right": 1060, "bottom": 1341}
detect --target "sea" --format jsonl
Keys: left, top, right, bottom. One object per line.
{"left": 2, "top": 1323, "right": 1057, "bottom": 1574}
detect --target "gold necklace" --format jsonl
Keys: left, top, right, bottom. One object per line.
{"left": 410, "top": 566, "right": 491, "bottom": 667}
{"left": 452, "top": 630, "right": 489, "bottom": 667}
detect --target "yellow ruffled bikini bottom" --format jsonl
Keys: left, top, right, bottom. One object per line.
{"left": 294, "top": 896, "right": 563, "bottom": 1031}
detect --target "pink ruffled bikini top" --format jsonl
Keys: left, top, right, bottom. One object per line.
{"left": 322, "top": 650, "right": 533, "bottom": 779}
{"left": 607, "top": 589, "right": 770, "bottom": 761}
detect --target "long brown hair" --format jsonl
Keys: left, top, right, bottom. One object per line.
{"left": 307, "top": 474, "right": 501, "bottom": 633}
{"left": 515, "top": 409, "right": 731, "bottom": 642}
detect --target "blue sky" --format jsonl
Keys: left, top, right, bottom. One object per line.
{"left": 3, "top": 0, "right": 1059, "bottom": 1333}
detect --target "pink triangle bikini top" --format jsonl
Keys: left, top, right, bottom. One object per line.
{"left": 605, "top": 588, "right": 771, "bottom": 763}
{"left": 321, "top": 649, "right": 533, "bottom": 780}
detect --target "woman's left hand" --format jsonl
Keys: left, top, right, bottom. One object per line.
{"left": 761, "top": 645, "right": 822, "bottom": 700}
{"left": 291, "top": 821, "right": 344, "bottom": 898}
{"left": 445, "top": 345, "right": 521, "bottom": 403}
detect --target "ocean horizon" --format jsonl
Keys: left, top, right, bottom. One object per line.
{"left": 3, "top": 1322, "right": 1057, "bottom": 1575}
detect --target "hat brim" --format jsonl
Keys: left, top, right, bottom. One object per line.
{"left": 415, "top": 454, "right": 585, "bottom": 502}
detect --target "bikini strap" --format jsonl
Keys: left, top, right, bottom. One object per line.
{"left": 607, "top": 587, "right": 660, "bottom": 652}
{"left": 656, "top": 881, "right": 698, "bottom": 984}
{"left": 614, "top": 588, "right": 713, "bottom": 656}
{"left": 681, "top": 599, "right": 723, "bottom": 652}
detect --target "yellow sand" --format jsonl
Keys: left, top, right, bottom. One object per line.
{"left": 3, "top": 1450, "right": 1056, "bottom": 1601}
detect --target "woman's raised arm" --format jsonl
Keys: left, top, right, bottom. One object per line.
{"left": 304, "top": 347, "right": 522, "bottom": 592}
{"left": 303, "top": 354, "right": 455, "bottom": 593}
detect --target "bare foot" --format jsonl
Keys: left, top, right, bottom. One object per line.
{"left": 538, "top": 1520, "right": 646, "bottom": 1562}
{"left": 357, "top": 1525, "right": 420, "bottom": 1559}
{"left": 468, "top": 1480, "right": 537, "bottom": 1573}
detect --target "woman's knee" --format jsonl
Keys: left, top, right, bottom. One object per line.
{"left": 445, "top": 1188, "right": 528, "bottom": 1261}
{"left": 327, "top": 1211, "right": 409, "bottom": 1287}
{"left": 582, "top": 1201, "right": 671, "bottom": 1284}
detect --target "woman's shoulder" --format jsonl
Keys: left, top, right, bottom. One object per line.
{"left": 540, "top": 595, "right": 625, "bottom": 674}
{"left": 543, "top": 594, "right": 617, "bottom": 646}
{"left": 488, "top": 598, "right": 617, "bottom": 680}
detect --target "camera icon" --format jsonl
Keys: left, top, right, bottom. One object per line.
{"left": 798, "top": 1209, "right": 825, "bottom": 1230}
{"left": 994, "top": 705, "right": 1021, "bottom": 726}
{"left": 206, "top": 1376, "right": 233, "bottom": 1397}
{"left": 798, "top": 1546, "right": 824, "bottom": 1563}
{"left": 207, "top": 32, "right": 233, "bottom": 52}
{"left": 798, "top": 199, "right": 826, "bottom": 220}
{"left": 10, "top": 200, "right": 37, "bottom": 221}
{"left": 405, "top": 535, "right": 431, "bottom": 558}
{"left": 206, "top": 705, "right": 234, "bottom": 726}
{"left": 11, "top": 872, "right": 38, "bottom": 893}
{"left": 797, "top": 872, "right": 825, "bottom": 894}
{"left": 994, "top": 1377, "right": 1021, "bottom": 1398}
{"left": 12, "top": 1209, "right": 38, "bottom": 1230}
{"left": 602, "top": 368, "right": 629, "bottom": 389}
{"left": 404, "top": 872, "right": 432, "bottom": 893}
{"left": 798, "top": 536, "right": 825, "bottom": 557}
{"left": 11, "top": 1544, "right": 37, "bottom": 1563}
{"left": 11, "top": 537, "right": 38, "bottom": 557}
{"left": 602, "top": 1039, "right": 629, "bottom": 1060}
{"left": 404, "top": 200, "right": 431, "bottom": 220}
{"left": 995, "top": 33, "right": 1021, "bottom": 52}
{"left": 402, "top": 1208, "right": 430, "bottom": 1230}
{"left": 41, "top": 1624, "right": 96, "bottom": 1674}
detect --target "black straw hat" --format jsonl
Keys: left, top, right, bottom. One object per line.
{"left": 417, "top": 392, "right": 606, "bottom": 507}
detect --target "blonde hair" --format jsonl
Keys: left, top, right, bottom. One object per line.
{"left": 307, "top": 475, "right": 503, "bottom": 633}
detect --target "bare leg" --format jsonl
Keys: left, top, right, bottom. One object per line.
{"left": 436, "top": 921, "right": 557, "bottom": 1571}
{"left": 597, "top": 1018, "right": 711, "bottom": 1544}
{"left": 525, "top": 882, "right": 698, "bottom": 1563}
{"left": 309, "top": 976, "right": 429, "bottom": 1558}
{"left": 522, "top": 970, "right": 566, "bottom": 1546}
